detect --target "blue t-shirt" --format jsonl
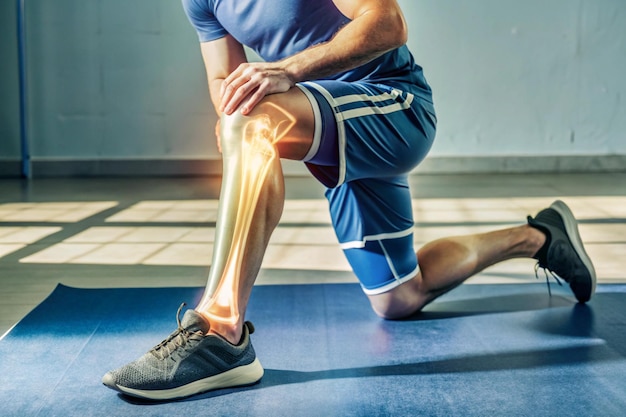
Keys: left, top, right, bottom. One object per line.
{"left": 181, "top": 0, "right": 431, "bottom": 96}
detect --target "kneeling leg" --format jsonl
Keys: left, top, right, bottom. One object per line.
{"left": 196, "top": 103, "right": 295, "bottom": 337}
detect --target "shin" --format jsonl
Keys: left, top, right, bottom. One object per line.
{"left": 196, "top": 103, "right": 295, "bottom": 329}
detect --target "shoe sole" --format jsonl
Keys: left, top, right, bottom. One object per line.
{"left": 550, "top": 200, "right": 597, "bottom": 302}
{"left": 108, "top": 358, "right": 264, "bottom": 401}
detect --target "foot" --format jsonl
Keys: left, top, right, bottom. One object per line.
{"left": 102, "top": 304, "right": 264, "bottom": 400}
{"left": 527, "top": 200, "right": 597, "bottom": 303}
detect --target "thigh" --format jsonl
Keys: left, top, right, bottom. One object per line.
{"left": 244, "top": 87, "right": 317, "bottom": 161}
{"left": 299, "top": 80, "right": 437, "bottom": 188}
{"left": 327, "top": 175, "right": 419, "bottom": 295}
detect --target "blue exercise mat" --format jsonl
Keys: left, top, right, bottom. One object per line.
{"left": 1, "top": 283, "right": 625, "bottom": 417}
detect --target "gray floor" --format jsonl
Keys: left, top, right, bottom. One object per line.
{"left": 1, "top": 172, "right": 625, "bottom": 337}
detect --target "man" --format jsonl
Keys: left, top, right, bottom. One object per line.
{"left": 102, "top": 0, "right": 596, "bottom": 400}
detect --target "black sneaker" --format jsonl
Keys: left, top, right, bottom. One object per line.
{"left": 527, "top": 200, "right": 596, "bottom": 303}
{"left": 102, "top": 304, "right": 264, "bottom": 400}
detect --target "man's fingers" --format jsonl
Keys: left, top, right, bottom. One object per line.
{"left": 220, "top": 67, "right": 261, "bottom": 113}
{"left": 220, "top": 64, "right": 247, "bottom": 96}
{"left": 222, "top": 78, "right": 260, "bottom": 114}
{"left": 240, "top": 82, "right": 270, "bottom": 115}
{"left": 220, "top": 81, "right": 243, "bottom": 113}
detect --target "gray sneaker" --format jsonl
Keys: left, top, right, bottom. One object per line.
{"left": 102, "top": 304, "right": 264, "bottom": 400}
{"left": 527, "top": 200, "right": 597, "bottom": 303}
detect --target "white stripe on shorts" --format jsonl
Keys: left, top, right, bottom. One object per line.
{"left": 296, "top": 84, "right": 322, "bottom": 162}
{"left": 361, "top": 264, "right": 420, "bottom": 295}
{"left": 333, "top": 91, "right": 400, "bottom": 106}
{"left": 340, "top": 96, "right": 414, "bottom": 120}
{"left": 334, "top": 89, "right": 415, "bottom": 121}
{"left": 301, "top": 82, "right": 348, "bottom": 186}
{"left": 339, "top": 227, "right": 414, "bottom": 250}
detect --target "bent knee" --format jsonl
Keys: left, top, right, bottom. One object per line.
{"left": 370, "top": 298, "right": 422, "bottom": 320}
{"left": 219, "top": 111, "right": 252, "bottom": 152}
{"left": 367, "top": 279, "right": 427, "bottom": 320}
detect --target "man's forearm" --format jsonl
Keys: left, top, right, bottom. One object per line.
{"left": 210, "top": 79, "right": 225, "bottom": 116}
{"left": 280, "top": 7, "right": 407, "bottom": 82}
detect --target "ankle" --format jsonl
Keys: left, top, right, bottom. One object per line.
{"left": 525, "top": 224, "right": 547, "bottom": 258}
{"left": 197, "top": 312, "right": 242, "bottom": 345}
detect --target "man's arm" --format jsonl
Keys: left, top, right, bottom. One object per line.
{"left": 220, "top": 0, "right": 408, "bottom": 115}
{"left": 200, "top": 34, "right": 249, "bottom": 116}
{"left": 285, "top": 0, "right": 408, "bottom": 85}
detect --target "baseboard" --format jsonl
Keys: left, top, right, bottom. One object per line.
{"left": 0, "top": 155, "right": 624, "bottom": 178}
{"left": 30, "top": 158, "right": 222, "bottom": 177}
{"left": 413, "top": 154, "right": 626, "bottom": 174}
{"left": 0, "top": 159, "right": 21, "bottom": 177}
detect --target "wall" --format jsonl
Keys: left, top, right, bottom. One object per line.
{"left": 401, "top": 0, "right": 626, "bottom": 158}
{"left": 26, "top": 0, "right": 215, "bottom": 162}
{"left": 2, "top": 0, "right": 625, "bottom": 176}
{"left": 0, "top": 0, "right": 21, "bottom": 171}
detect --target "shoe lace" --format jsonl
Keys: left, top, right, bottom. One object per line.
{"left": 150, "top": 303, "right": 204, "bottom": 360}
{"left": 534, "top": 262, "right": 563, "bottom": 297}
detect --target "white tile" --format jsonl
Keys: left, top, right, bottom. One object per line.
{"left": 0, "top": 227, "right": 62, "bottom": 244}
{"left": 20, "top": 243, "right": 101, "bottom": 264}
{"left": 105, "top": 209, "right": 163, "bottom": 222}
{"left": 170, "top": 200, "right": 220, "bottom": 210}
{"left": 0, "top": 244, "right": 25, "bottom": 258}
{"left": 0, "top": 202, "right": 117, "bottom": 222}
{"left": 279, "top": 209, "right": 332, "bottom": 224}
{"left": 131, "top": 201, "right": 178, "bottom": 210}
{"left": 551, "top": 197, "right": 611, "bottom": 219}
{"left": 481, "top": 258, "right": 539, "bottom": 276}
{"left": 65, "top": 227, "right": 135, "bottom": 243}
{"left": 510, "top": 196, "right": 626, "bottom": 220}
{"left": 0, "top": 202, "right": 63, "bottom": 210}
{"left": 111, "top": 201, "right": 228, "bottom": 223}
{"left": 2, "top": 201, "right": 118, "bottom": 210}
{"left": 130, "top": 200, "right": 219, "bottom": 210}
{"left": 413, "top": 225, "right": 516, "bottom": 245}
{"left": 269, "top": 227, "right": 337, "bottom": 245}
{"left": 117, "top": 227, "right": 194, "bottom": 243}
{"left": 143, "top": 243, "right": 213, "bottom": 266}
{"left": 88, "top": 202, "right": 120, "bottom": 211}
{"left": 2, "top": 209, "right": 62, "bottom": 222}
{"left": 72, "top": 243, "right": 166, "bottom": 265}
{"left": 51, "top": 209, "right": 103, "bottom": 222}
{"left": 586, "top": 243, "right": 626, "bottom": 280}
{"left": 0, "top": 210, "right": 15, "bottom": 220}
{"left": 255, "top": 271, "right": 358, "bottom": 286}
{"left": 413, "top": 198, "right": 522, "bottom": 211}
{"left": 179, "top": 228, "right": 216, "bottom": 242}
{"left": 413, "top": 208, "right": 526, "bottom": 224}
{"left": 151, "top": 209, "right": 216, "bottom": 223}
{"left": 280, "top": 199, "right": 332, "bottom": 224}
{"left": 283, "top": 199, "right": 328, "bottom": 210}
{"left": 584, "top": 197, "right": 626, "bottom": 218}
{"left": 263, "top": 244, "right": 350, "bottom": 271}
{"left": 0, "top": 227, "right": 21, "bottom": 238}
{"left": 578, "top": 224, "right": 626, "bottom": 243}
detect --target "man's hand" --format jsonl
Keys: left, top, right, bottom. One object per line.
{"left": 219, "top": 62, "right": 295, "bottom": 116}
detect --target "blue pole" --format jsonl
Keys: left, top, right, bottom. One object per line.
{"left": 17, "top": 0, "right": 31, "bottom": 178}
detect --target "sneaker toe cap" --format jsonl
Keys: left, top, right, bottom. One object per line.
{"left": 102, "top": 371, "right": 119, "bottom": 389}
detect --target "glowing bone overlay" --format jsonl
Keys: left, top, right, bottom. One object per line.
{"left": 202, "top": 103, "right": 295, "bottom": 327}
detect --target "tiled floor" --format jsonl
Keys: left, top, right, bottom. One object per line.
{"left": 1, "top": 172, "right": 625, "bottom": 336}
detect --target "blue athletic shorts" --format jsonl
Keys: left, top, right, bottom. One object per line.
{"left": 296, "top": 80, "right": 437, "bottom": 295}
